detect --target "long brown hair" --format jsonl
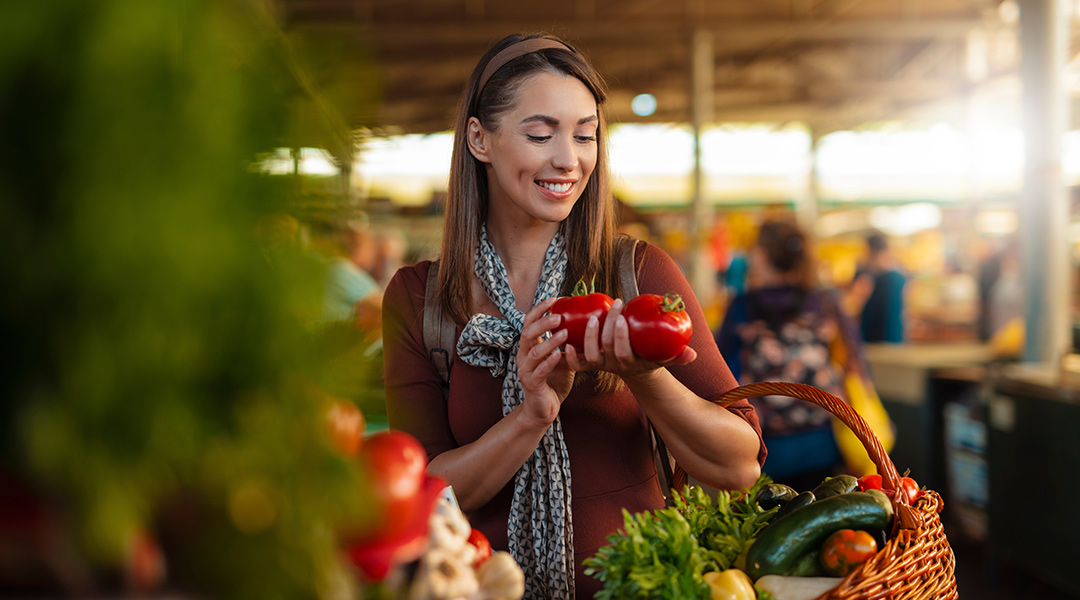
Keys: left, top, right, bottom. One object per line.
{"left": 438, "top": 33, "right": 622, "bottom": 326}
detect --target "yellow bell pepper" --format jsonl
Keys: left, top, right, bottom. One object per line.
{"left": 703, "top": 568, "right": 756, "bottom": 600}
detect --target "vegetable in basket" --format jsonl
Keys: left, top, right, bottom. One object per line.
{"left": 744, "top": 489, "right": 892, "bottom": 580}
{"left": 702, "top": 568, "right": 755, "bottom": 600}
{"left": 818, "top": 529, "right": 878, "bottom": 577}
{"left": 583, "top": 476, "right": 777, "bottom": 599}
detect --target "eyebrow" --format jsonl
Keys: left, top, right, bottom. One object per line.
{"left": 521, "top": 114, "right": 599, "bottom": 126}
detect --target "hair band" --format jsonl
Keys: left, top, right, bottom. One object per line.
{"left": 477, "top": 38, "right": 572, "bottom": 92}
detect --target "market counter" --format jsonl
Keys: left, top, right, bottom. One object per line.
{"left": 989, "top": 363, "right": 1080, "bottom": 597}
{"left": 863, "top": 343, "right": 994, "bottom": 498}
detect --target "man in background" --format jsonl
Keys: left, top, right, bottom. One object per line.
{"left": 850, "top": 231, "right": 907, "bottom": 343}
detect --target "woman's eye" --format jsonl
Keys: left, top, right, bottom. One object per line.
{"left": 526, "top": 134, "right": 551, "bottom": 142}
{"left": 575, "top": 134, "right": 597, "bottom": 143}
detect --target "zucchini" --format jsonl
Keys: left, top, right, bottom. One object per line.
{"left": 785, "top": 550, "right": 824, "bottom": 577}
{"left": 756, "top": 483, "right": 799, "bottom": 510}
{"left": 811, "top": 474, "right": 858, "bottom": 500}
{"left": 770, "top": 490, "right": 815, "bottom": 522}
{"left": 745, "top": 490, "right": 893, "bottom": 580}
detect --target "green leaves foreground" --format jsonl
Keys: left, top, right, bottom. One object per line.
{"left": 584, "top": 475, "right": 777, "bottom": 600}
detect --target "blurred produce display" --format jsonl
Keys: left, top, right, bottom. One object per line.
{"left": 0, "top": 1, "right": 390, "bottom": 597}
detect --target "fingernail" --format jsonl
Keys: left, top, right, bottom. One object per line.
{"left": 612, "top": 299, "right": 623, "bottom": 309}
{"left": 588, "top": 316, "right": 598, "bottom": 327}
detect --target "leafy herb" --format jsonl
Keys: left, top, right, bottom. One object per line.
{"left": 584, "top": 475, "right": 778, "bottom": 599}
{"left": 755, "top": 586, "right": 777, "bottom": 600}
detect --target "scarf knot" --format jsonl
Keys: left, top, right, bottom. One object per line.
{"left": 457, "top": 313, "right": 518, "bottom": 377}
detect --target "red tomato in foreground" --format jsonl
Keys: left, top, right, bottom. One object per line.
{"left": 623, "top": 292, "right": 693, "bottom": 362}
{"left": 467, "top": 528, "right": 493, "bottom": 567}
{"left": 358, "top": 430, "right": 428, "bottom": 539}
{"left": 345, "top": 473, "right": 447, "bottom": 581}
{"left": 550, "top": 285, "right": 614, "bottom": 352}
{"left": 819, "top": 528, "right": 878, "bottom": 577}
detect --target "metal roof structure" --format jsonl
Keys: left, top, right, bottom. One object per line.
{"left": 277, "top": 0, "right": 1016, "bottom": 136}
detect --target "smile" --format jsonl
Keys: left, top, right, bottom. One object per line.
{"left": 537, "top": 181, "right": 573, "bottom": 193}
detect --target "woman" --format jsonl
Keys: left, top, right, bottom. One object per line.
{"left": 382, "top": 33, "right": 764, "bottom": 599}
{"left": 714, "top": 219, "right": 859, "bottom": 491}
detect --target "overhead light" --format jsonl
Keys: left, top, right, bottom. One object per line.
{"left": 998, "top": 0, "right": 1019, "bottom": 25}
{"left": 869, "top": 203, "right": 942, "bottom": 236}
{"left": 631, "top": 93, "right": 657, "bottom": 117}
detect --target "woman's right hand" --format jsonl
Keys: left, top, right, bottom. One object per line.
{"left": 516, "top": 297, "right": 573, "bottom": 425}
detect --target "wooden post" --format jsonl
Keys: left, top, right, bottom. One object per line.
{"left": 688, "top": 29, "right": 715, "bottom": 300}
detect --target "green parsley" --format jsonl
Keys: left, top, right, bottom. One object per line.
{"left": 584, "top": 474, "right": 778, "bottom": 599}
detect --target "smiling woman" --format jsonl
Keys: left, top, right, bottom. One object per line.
{"left": 380, "top": 33, "right": 766, "bottom": 600}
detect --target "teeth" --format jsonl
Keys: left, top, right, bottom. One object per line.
{"left": 538, "top": 181, "right": 572, "bottom": 193}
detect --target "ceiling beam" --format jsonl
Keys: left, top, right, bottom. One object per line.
{"left": 288, "top": 17, "right": 1002, "bottom": 47}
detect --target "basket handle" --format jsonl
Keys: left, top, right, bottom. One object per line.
{"left": 671, "top": 381, "right": 919, "bottom": 531}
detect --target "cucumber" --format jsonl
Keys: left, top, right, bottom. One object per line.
{"left": 770, "top": 490, "right": 815, "bottom": 522}
{"left": 756, "top": 483, "right": 799, "bottom": 510}
{"left": 745, "top": 490, "right": 893, "bottom": 580}
{"left": 811, "top": 474, "right": 858, "bottom": 500}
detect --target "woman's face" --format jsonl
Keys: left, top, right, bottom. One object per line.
{"left": 469, "top": 71, "right": 599, "bottom": 226}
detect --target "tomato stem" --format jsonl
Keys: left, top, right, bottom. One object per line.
{"left": 662, "top": 291, "right": 685, "bottom": 313}
{"left": 573, "top": 275, "right": 599, "bottom": 296}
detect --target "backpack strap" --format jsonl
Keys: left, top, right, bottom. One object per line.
{"left": 616, "top": 236, "right": 640, "bottom": 298}
{"left": 617, "top": 237, "right": 677, "bottom": 503}
{"left": 423, "top": 259, "right": 455, "bottom": 388}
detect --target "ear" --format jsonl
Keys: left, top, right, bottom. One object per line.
{"left": 466, "top": 117, "right": 492, "bottom": 164}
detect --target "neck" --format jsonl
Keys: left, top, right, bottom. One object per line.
{"left": 485, "top": 218, "right": 560, "bottom": 308}
{"left": 486, "top": 216, "right": 559, "bottom": 272}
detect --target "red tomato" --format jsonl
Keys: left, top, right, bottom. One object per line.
{"left": 880, "top": 475, "right": 922, "bottom": 503}
{"left": 623, "top": 292, "right": 693, "bottom": 362}
{"left": 898, "top": 476, "right": 922, "bottom": 504}
{"left": 550, "top": 280, "right": 614, "bottom": 352}
{"left": 857, "top": 473, "right": 882, "bottom": 492}
{"left": 345, "top": 473, "right": 447, "bottom": 581}
{"left": 358, "top": 430, "right": 428, "bottom": 539}
{"left": 466, "top": 528, "right": 493, "bottom": 567}
{"left": 819, "top": 528, "right": 879, "bottom": 577}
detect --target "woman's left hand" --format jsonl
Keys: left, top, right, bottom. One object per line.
{"left": 562, "top": 298, "right": 696, "bottom": 378}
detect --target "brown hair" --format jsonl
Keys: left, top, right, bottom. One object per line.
{"left": 756, "top": 219, "right": 816, "bottom": 289}
{"left": 438, "top": 33, "right": 621, "bottom": 326}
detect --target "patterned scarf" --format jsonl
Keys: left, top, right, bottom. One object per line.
{"left": 456, "top": 225, "right": 574, "bottom": 599}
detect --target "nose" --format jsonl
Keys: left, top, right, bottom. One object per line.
{"left": 551, "top": 136, "right": 579, "bottom": 172}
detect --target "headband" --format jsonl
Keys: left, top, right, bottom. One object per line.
{"left": 477, "top": 38, "right": 572, "bottom": 92}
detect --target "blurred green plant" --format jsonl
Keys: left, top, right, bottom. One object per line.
{"left": 0, "top": 1, "right": 379, "bottom": 597}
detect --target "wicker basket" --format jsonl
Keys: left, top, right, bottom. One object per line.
{"left": 673, "top": 381, "right": 958, "bottom": 600}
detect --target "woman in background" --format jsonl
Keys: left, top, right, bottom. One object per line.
{"left": 715, "top": 219, "right": 861, "bottom": 491}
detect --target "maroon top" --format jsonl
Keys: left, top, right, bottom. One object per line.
{"left": 383, "top": 242, "right": 765, "bottom": 598}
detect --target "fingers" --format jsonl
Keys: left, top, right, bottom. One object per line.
{"left": 581, "top": 315, "right": 604, "bottom": 363}
{"left": 522, "top": 297, "right": 560, "bottom": 338}
{"left": 599, "top": 298, "right": 622, "bottom": 350}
